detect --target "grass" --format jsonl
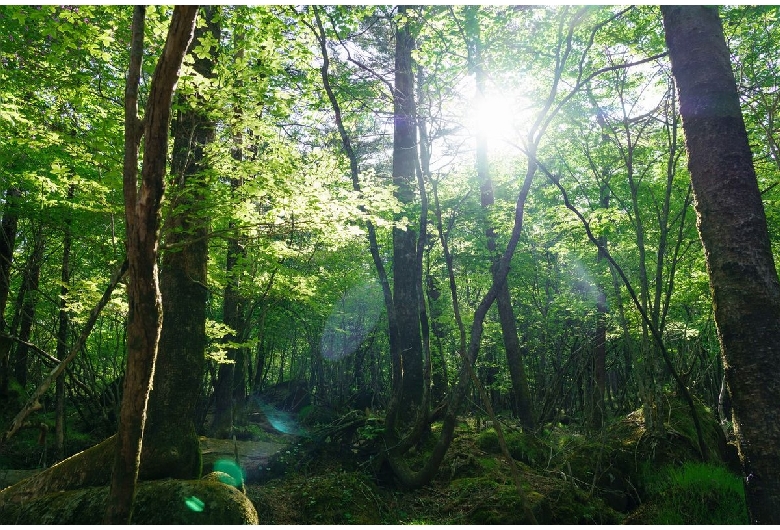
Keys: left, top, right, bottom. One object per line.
{"left": 639, "top": 461, "right": 749, "bottom": 524}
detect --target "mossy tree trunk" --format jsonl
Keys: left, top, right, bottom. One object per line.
{"left": 662, "top": 5, "right": 780, "bottom": 523}
{"left": 142, "top": 4, "right": 219, "bottom": 478}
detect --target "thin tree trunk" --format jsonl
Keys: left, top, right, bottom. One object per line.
{"left": 212, "top": 20, "right": 246, "bottom": 438}
{"left": 11, "top": 226, "right": 44, "bottom": 388}
{"left": 0, "top": 187, "right": 20, "bottom": 399}
{"left": 589, "top": 106, "right": 610, "bottom": 430}
{"left": 105, "top": 6, "right": 197, "bottom": 524}
{"left": 55, "top": 186, "right": 73, "bottom": 462}
{"left": 465, "top": 5, "right": 534, "bottom": 429}
{"left": 663, "top": 5, "right": 780, "bottom": 523}
{"left": 1, "top": 259, "right": 128, "bottom": 446}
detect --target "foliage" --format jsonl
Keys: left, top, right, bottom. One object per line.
{"left": 0, "top": 5, "right": 778, "bottom": 522}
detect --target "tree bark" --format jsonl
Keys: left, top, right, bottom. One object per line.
{"left": 392, "top": 5, "right": 424, "bottom": 421}
{"left": 662, "top": 5, "right": 780, "bottom": 523}
{"left": 0, "top": 187, "right": 20, "bottom": 399}
{"left": 142, "top": 4, "right": 217, "bottom": 476}
{"left": 105, "top": 5, "right": 197, "bottom": 524}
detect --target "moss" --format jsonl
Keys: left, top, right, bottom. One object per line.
{"left": 474, "top": 427, "right": 547, "bottom": 466}
{"left": 0, "top": 477, "right": 258, "bottom": 524}
{"left": 248, "top": 469, "right": 384, "bottom": 524}
{"left": 445, "top": 476, "right": 525, "bottom": 524}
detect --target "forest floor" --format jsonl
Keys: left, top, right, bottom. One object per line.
{"left": 237, "top": 397, "right": 749, "bottom": 525}
{"left": 0, "top": 395, "right": 749, "bottom": 524}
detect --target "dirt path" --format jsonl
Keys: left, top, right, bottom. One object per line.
{"left": 199, "top": 436, "right": 290, "bottom": 483}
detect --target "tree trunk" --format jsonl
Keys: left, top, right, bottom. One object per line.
{"left": 662, "top": 5, "right": 780, "bottom": 523}
{"left": 143, "top": 4, "right": 218, "bottom": 477}
{"left": 8, "top": 226, "right": 43, "bottom": 389}
{"left": 0, "top": 187, "right": 20, "bottom": 399}
{"left": 392, "top": 5, "right": 424, "bottom": 421}
{"left": 105, "top": 5, "right": 197, "bottom": 524}
{"left": 212, "top": 20, "right": 246, "bottom": 438}
{"left": 464, "top": 5, "right": 534, "bottom": 429}
{"left": 589, "top": 109, "right": 610, "bottom": 431}
{"left": 55, "top": 185, "right": 74, "bottom": 462}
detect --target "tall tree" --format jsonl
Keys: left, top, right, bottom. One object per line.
{"left": 211, "top": 12, "right": 246, "bottom": 438}
{"left": 464, "top": 5, "right": 534, "bottom": 429}
{"left": 105, "top": 5, "right": 197, "bottom": 524}
{"left": 662, "top": 5, "right": 780, "bottom": 523}
{"left": 141, "top": 4, "right": 218, "bottom": 477}
{"left": 391, "top": 5, "right": 424, "bottom": 420}
{"left": 55, "top": 185, "right": 74, "bottom": 462}
{"left": 0, "top": 187, "right": 20, "bottom": 399}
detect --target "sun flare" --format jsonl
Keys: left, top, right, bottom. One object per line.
{"left": 468, "top": 90, "right": 535, "bottom": 150}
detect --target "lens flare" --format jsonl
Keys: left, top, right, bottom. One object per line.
{"left": 258, "top": 399, "right": 307, "bottom": 436}
{"left": 185, "top": 496, "right": 205, "bottom": 512}
{"left": 214, "top": 459, "right": 245, "bottom": 488}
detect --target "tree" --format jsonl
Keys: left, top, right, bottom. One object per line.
{"left": 0, "top": 187, "right": 20, "bottom": 399}
{"left": 141, "top": 4, "right": 219, "bottom": 478}
{"left": 105, "top": 5, "right": 197, "bottom": 523}
{"left": 391, "top": 5, "right": 425, "bottom": 421}
{"left": 662, "top": 5, "right": 780, "bottom": 523}
{"left": 463, "top": 5, "right": 534, "bottom": 429}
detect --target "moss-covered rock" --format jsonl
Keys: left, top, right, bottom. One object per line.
{"left": 248, "top": 469, "right": 384, "bottom": 524}
{"left": 0, "top": 476, "right": 258, "bottom": 524}
{"left": 444, "top": 472, "right": 622, "bottom": 524}
{"left": 475, "top": 427, "right": 548, "bottom": 466}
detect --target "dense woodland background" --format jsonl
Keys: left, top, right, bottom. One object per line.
{"left": 0, "top": 4, "right": 777, "bottom": 524}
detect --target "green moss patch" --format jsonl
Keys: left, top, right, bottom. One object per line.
{"left": 0, "top": 477, "right": 258, "bottom": 524}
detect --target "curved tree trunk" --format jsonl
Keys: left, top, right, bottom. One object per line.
{"left": 105, "top": 6, "right": 197, "bottom": 524}
{"left": 662, "top": 5, "right": 780, "bottom": 523}
{"left": 464, "top": 5, "right": 535, "bottom": 430}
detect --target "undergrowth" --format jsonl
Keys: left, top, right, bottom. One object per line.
{"left": 637, "top": 461, "right": 748, "bottom": 524}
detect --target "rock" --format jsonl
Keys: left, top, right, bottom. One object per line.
{"left": 0, "top": 477, "right": 259, "bottom": 524}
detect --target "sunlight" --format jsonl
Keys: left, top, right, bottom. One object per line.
{"left": 466, "top": 88, "right": 536, "bottom": 155}
{"left": 473, "top": 93, "right": 516, "bottom": 140}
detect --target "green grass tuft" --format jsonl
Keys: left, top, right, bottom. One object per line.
{"left": 641, "top": 461, "right": 748, "bottom": 524}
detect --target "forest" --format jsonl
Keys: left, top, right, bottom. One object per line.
{"left": 0, "top": 4, "right": 778, "bottom": 525}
